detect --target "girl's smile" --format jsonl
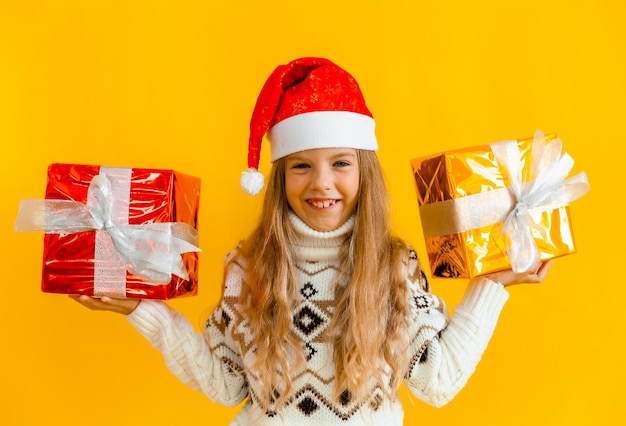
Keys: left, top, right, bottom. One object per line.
{"left": 307, "top": 199, "right": 338, "bottom": 209}
{"left": 285, "top": 148, "right": 359, "bottom": 232}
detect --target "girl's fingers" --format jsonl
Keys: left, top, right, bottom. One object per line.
{"left": 68, "top": 294, "right": 140, "bottom": 315}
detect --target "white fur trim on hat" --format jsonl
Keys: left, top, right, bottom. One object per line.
{"left": 268, "top": 111, "right": 377, "bottom": 162}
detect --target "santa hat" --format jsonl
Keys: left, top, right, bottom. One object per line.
{"left": 240, "top": 57, "right": 378, "bottom": 195}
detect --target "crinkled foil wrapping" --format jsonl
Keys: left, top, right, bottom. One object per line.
{"left": 42, "top": 163, "right": 201, "bottom": 299}
{"left": 411, "top": 134, "right": 576, "bottom": 278}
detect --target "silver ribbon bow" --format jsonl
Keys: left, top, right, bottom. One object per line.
{"left": 491, "top": 130, "right": 589, "bottom": 273}
{"left": 15, "top": 169, "right": 200, "bottom": 291}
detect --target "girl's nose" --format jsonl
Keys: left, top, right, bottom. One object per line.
{"left": 311, "top": 166, "right": 332, "bottom": 190}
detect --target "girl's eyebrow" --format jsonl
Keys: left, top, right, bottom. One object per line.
{"left": 329, "top": 151, "right": 358, "bottom": 160}
{"left": 285, "top": 156, "right": 309, "bottom": 164}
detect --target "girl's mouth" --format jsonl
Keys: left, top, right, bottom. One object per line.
{"left": 307, "top": 199, "right": 338, "bottom": 209}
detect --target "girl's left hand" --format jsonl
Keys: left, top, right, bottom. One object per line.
{"left": 484, "top": 259, "right": 553, "bottom": 287}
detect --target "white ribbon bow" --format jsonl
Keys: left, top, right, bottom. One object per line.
{"left": 15, "top": 172, "right": 201, "bottom": 284}
{"left": 491, "top": 130, "right": 589, "bottom": 273}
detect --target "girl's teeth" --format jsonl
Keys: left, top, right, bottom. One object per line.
{"left": 311, "top": 200, "right": 335, "bottom": 208}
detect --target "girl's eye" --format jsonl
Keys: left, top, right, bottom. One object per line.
{"left": 334, "top": 161, "right": 350, "bottom": 167}
{"left": 292, "top": 163, "right": 310, "bottom": 169}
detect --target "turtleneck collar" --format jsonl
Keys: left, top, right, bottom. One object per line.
{"left": 288, "top": 211, "right": 355, "bottom": 262}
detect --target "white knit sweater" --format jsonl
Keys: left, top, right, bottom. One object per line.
{"left": 127, "top": 213, "right": 509, "bottom": 425}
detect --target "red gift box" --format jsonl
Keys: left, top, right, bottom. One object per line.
{"left": 20, "top": 164, "right": 201, "bottom": 299}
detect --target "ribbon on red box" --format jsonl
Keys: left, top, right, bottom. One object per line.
{"left": 15, "top": 167, "right": 200, "bottom": 297}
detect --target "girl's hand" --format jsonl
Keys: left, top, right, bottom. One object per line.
{"left": 69, "top": 295, "right": 141, "bottom": 315}
{"left": 484, "top": 259, "right": 553, "bottom": 287}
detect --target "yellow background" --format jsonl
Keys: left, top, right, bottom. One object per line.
{"left": 1, "top": 1, "right": 623, "bottom": 425}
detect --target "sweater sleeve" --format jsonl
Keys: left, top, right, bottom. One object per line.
{"left": 126, "top": 299, "right": 248, "bottom": 406}
{"left": 404, "top": 276, "right": 509, "bottom": 407}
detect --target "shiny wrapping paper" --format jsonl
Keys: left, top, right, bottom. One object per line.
{"left": 41, "top": 164, "right": 200, "bottom": 299}
{"left": 411, "top": 133, "right": 587, "bottom": 279}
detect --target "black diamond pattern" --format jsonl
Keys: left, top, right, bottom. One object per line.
{"left": 304, "top": 342, "right": 317, "bottom": 361}
{"left": 339, "top": 389, "right": 352, "bottom": 406}
{"left": 294, "top": 306, "right": 323, "bottom": 336}
{"left": 414, "top": 294, "right": 429, "bottom": 308}
{"left": 297, "top": 396, "right": 319, "bottom": 416}
{"left": 300, "top": 282, "right": 318, "bottom": 299}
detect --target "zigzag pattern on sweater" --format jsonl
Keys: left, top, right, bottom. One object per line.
{"left": 205, "top": 248, "right": 446, "bottom": 422}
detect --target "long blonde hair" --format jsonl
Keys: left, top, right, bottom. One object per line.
{"left": 236, "top": 149, "right": 412, "bottom": 412}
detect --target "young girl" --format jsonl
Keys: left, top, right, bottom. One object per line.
{"left": 72, "top": 57, "right": 551, "bottom": 425}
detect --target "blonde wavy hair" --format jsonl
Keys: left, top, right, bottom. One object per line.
{"left": 235, "top": 149, "right": 412, "bottom": 413}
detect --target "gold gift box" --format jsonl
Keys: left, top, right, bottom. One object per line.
{"left": 411, "top": 132, "right": 587, "bottom": 279}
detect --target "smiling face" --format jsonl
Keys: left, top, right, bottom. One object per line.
{"left": 284, "top": 148, "right": 360, "bottom": 232}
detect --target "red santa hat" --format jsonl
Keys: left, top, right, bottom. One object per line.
{"left": 240, "top": 57, "right": 378, "bottom": 195}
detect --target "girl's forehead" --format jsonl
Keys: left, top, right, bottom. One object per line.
{"left": 286, "top": 148, "right": 358, "bottom": 160}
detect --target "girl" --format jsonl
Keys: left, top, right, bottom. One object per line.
{"left": 72, "top": 57, "right": 551, "bottom": 425}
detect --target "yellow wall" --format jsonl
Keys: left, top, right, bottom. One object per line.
{"left": 1, "top": 1, "right": 623, "bottom": 425}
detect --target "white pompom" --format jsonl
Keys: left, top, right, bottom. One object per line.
{"left": 240, "top": 168, "right": 265, "bottom": 196}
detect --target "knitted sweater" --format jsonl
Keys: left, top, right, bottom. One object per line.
{"left": 127, "top": 213, "right": 509, "bottom": 425}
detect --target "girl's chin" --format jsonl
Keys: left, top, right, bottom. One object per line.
{"left": 304, "top": 217, "right": 346, "bottom": 232}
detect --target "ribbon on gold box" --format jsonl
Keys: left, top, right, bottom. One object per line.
{"left": 411, "top": 130, "right": 589, "bottom": 278}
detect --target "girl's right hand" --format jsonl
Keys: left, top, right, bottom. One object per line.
{"left": 69, "top": 295, "right": 141, "bottom": 315}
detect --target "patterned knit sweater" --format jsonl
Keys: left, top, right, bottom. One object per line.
{"left": 127, "top": 213, "right": 509, "bottom": 425}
